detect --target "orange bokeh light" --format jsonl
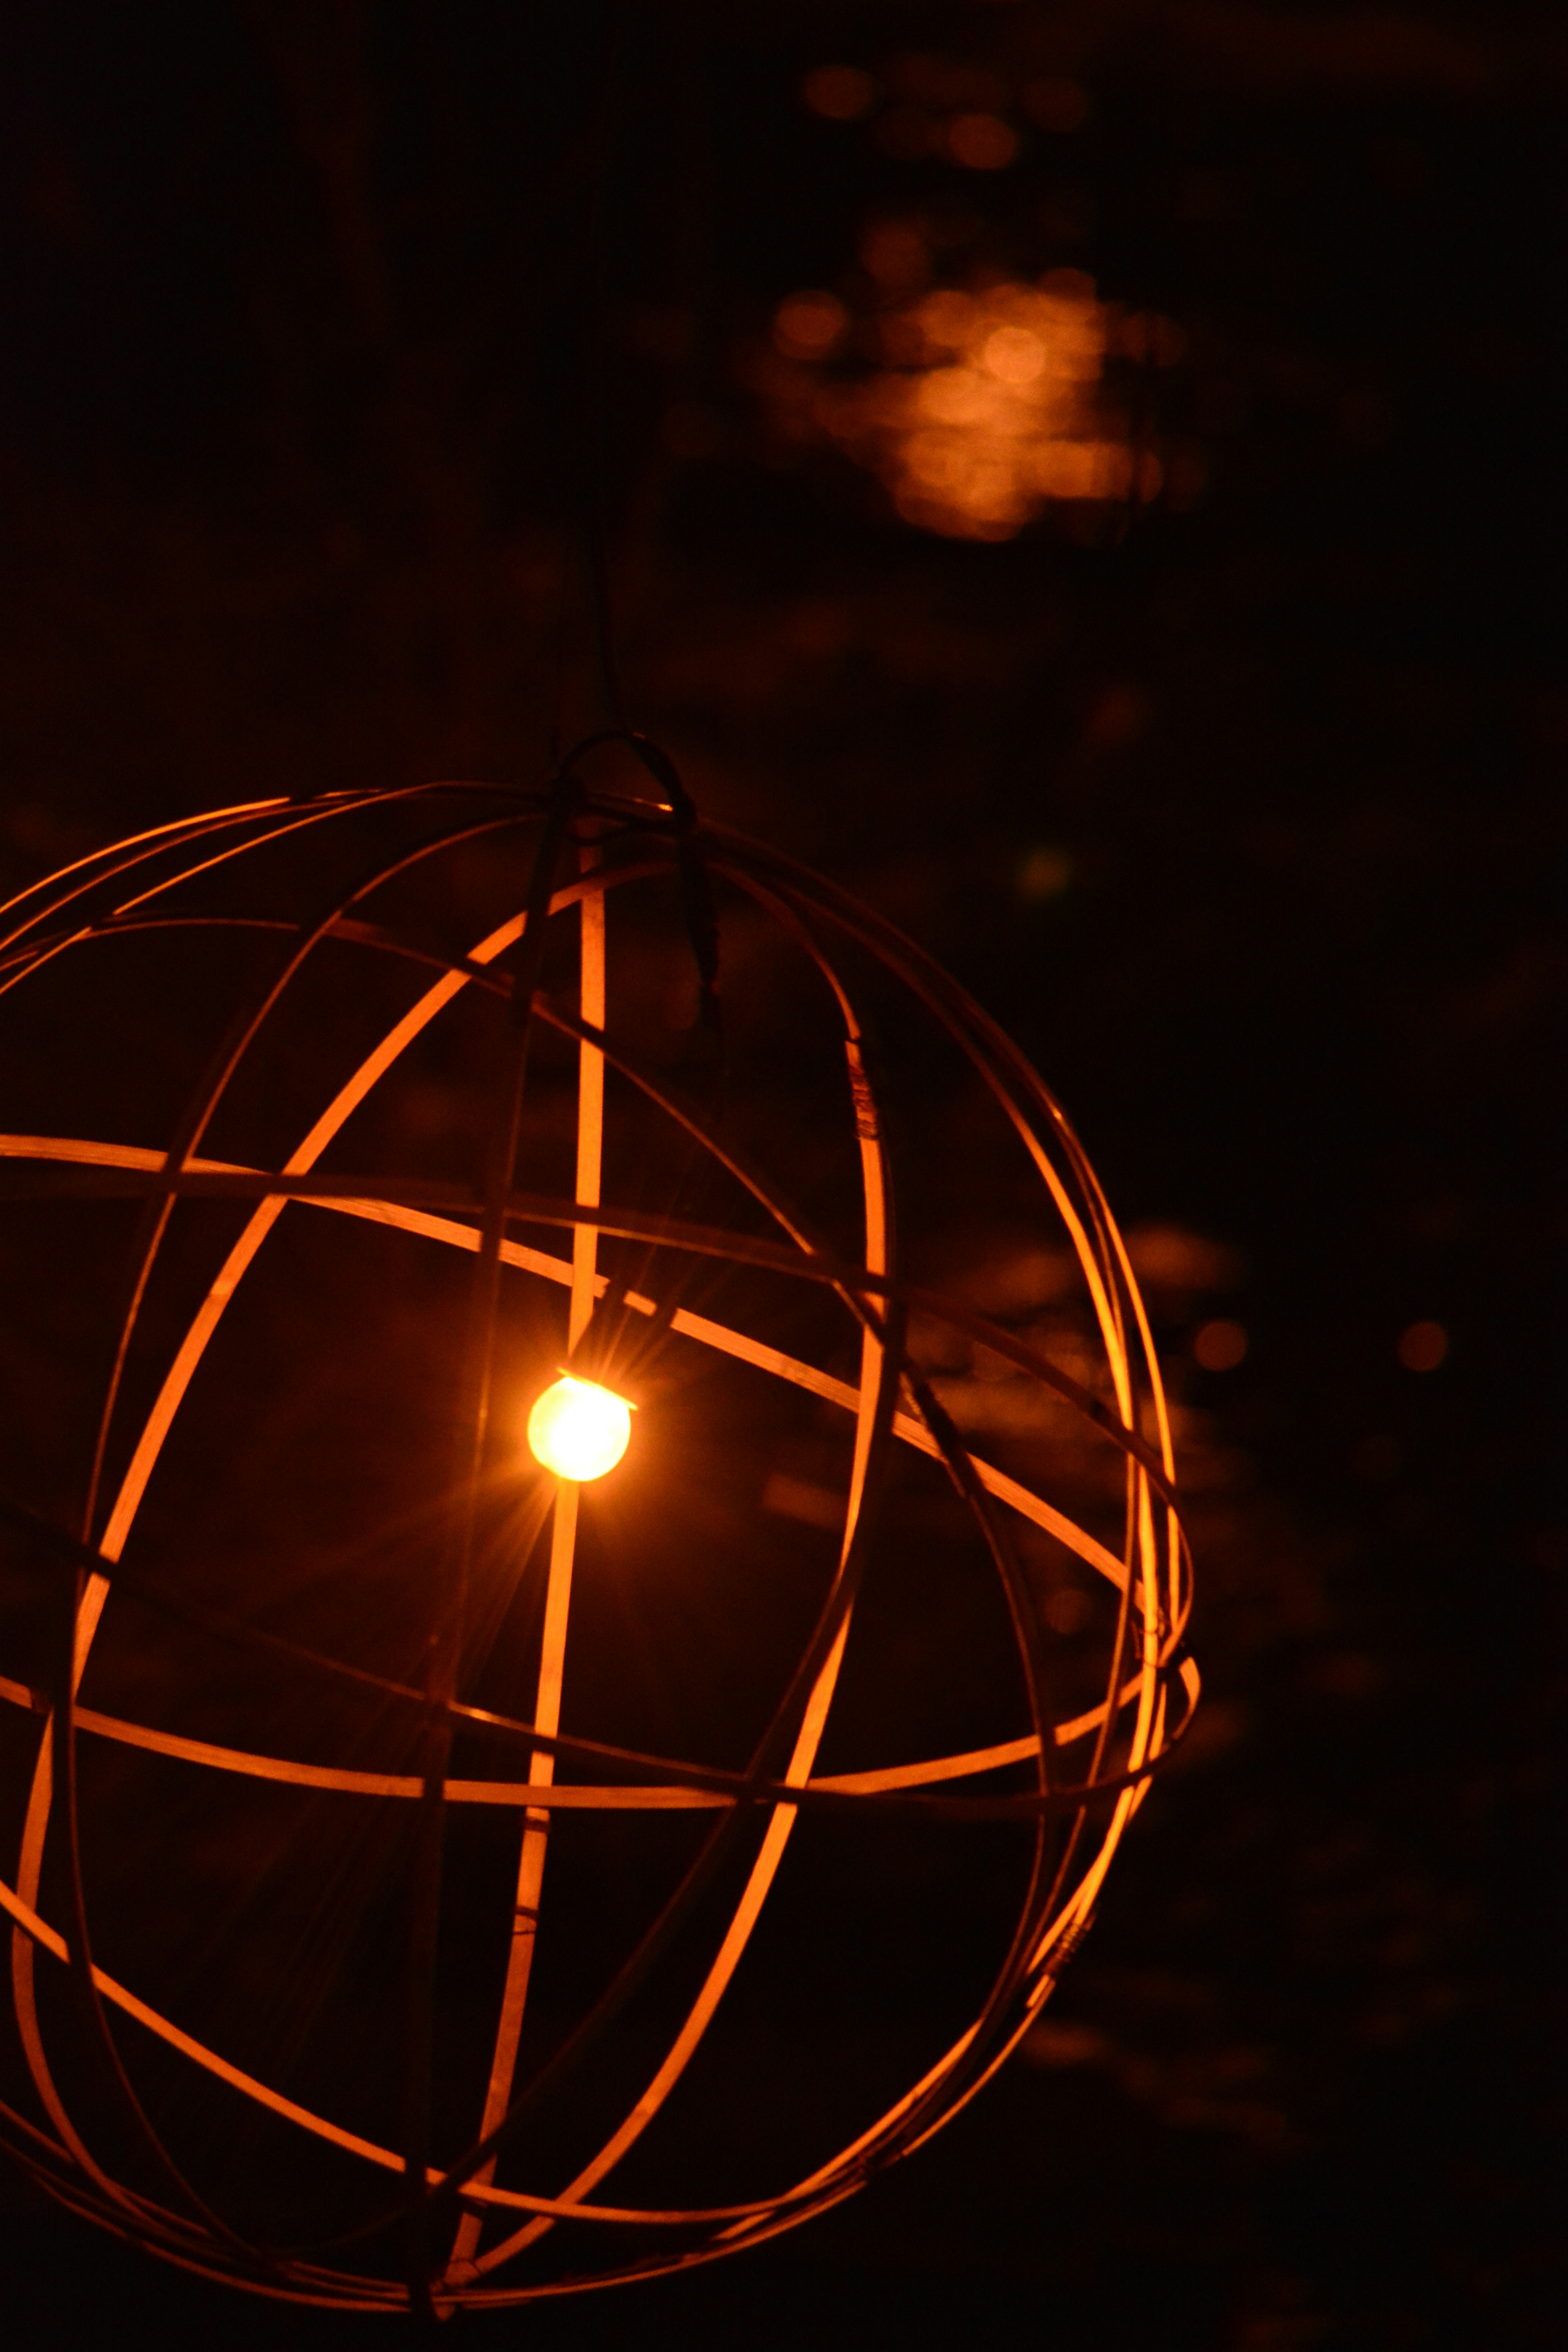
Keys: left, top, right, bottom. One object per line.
{"left": 788, "top": 268, "right": 1165, "bottom": 540}
{"left": 947, "top": 113, "right": 1019, "bottom": 171}
{"left": 1193, "top": 1320, "right": 1248, "bottom": 1372}
{"left": 773, "top": 290, "right": 849, "bottom": 361}
{"left": 1396, "top": 1320, "right": 1448, "bottom": 1372}
{"left": 802, "top": 64, "right": 877, "bottom": 122}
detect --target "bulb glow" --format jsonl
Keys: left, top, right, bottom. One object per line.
{"left": 527, "top": 1375, "right": 633, "bottom": 1482}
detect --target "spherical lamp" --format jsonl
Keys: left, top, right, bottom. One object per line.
{"left": 0, "top": 754, "right": 1196, "bottom": 2312}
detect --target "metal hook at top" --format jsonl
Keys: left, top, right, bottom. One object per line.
{"left": 554, "top": 728, "right": 722, "bottom": 1060}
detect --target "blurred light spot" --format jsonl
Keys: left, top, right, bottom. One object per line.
{"left": 1129, "top": 1226, "right": 1245, "bottom": 1292}
{"left": 802, "top": 64, "right": 878, "bottom": 121}
{"left": 1177, "top": 1697, "right": 1251, "bottom": 1766}
{"left": 1018, "top": 844, "right": 1073, "bottom": 901}
{"left": 948, "top": 114, "right": 1019, "bottom": 171}
{"left": 1045, "top": 1585, "right": 1092, "bottom": 1635}
{"left": 755, "top": 241, "right": 1178, "bottom": 541}
{"left": 1194, "top": 1319, "right": 1247, "bottom": 1371}
{"left": 861, "top": 220, "right": 928, "bottom": 287}
{"left": 1023, "top": 2018, "right": 1109, "bottom": 2069}
{"left": 930, "top": 1375, "right": 1061, "bottom": 1438}
{"left": 394, "top": 1078, "right": 460, "bottom": 1143}
{"left": 773, "top": 291, "right": 848, "bottom": 360}
{"left": 762, "top": 1471, "right": 842, "bottom": 1530}
{"left": 785, "top": 597, "right": 854, "bottom": 657}
{"left": 1039, "top": 263, "right": 1099, "bottom": 313}
{"left": 959, "top": 1244, "right": 1077, "bottom": 1314}
{"left": 1352, "top": 1433, "right": 1403, "bottom": 1482}
{"left": 1032, "top": 441, "right": 1132, "bottom": 499}
{"left": 827, "top": 276, "right": 1137, "bottom": 537}
{"left": 984, "top": 325, "right": 1046, "bottom": 384}
{"left": 1397, "top": 1320, "right": 1448, "bottom": 1372}
{"left": 1022, "top": 76, "right": 1089, "bottom": 133}
{"left": 918, "top": 366, "right": 993, "bottom": 425}
{"left": 1084, "top": 680, "right": 1150, "bottom": 748}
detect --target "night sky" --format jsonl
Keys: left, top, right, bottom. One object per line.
{"left": 0, "top": 6, "right": 1562, "bottom": 2347}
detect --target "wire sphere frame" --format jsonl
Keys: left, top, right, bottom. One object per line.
{"left": 0, "top": 773, "right": 1197, "bottom": 2313}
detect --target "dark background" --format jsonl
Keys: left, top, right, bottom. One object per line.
{"left": 0, "top": 4, "right": 1561, "bottom": 2345}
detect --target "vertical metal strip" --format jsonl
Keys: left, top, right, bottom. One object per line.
{"left": 406, "top": 792, "right": 581, "bottom": 2314}
{"left": 448, "top": 846, "right": 604, "bottom": 2276}
{"left": 464, "top": 945, "right": 893, "bottom": 2282}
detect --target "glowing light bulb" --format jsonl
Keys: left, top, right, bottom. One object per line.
{"left": 526, "top": 1376, "right": 633, "bottom": 1482}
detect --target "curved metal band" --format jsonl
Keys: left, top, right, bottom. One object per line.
{"left": 0, "top": 781, "right": 1192, "bottom": 2305}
